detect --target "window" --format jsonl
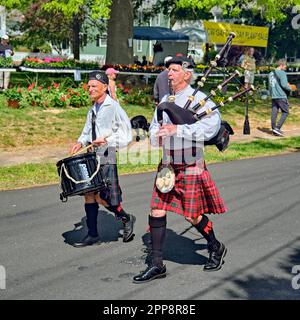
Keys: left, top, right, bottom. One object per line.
{"left": 153, "top": 14, "right": 160, "bottom": 26}
{"left": 82, "top": 34, "right": 88, "bottom": 47}
{"left": 62, "top": 39, "right": 69, "bottom": 50}
{"left": 137, "top": 11, "right": 143, "bottom": 25}
{"left": 100, "top": 36, "right": 107, "bottom": 47}
{"left": 137, "top": 40, "right": 142, "bottom": 52}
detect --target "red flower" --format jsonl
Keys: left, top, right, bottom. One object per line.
{"left": 27, "top": 82, "right": 36, "bottom": 91}
{"left": 53, "top": 83, "right": 60, "bottom": 89}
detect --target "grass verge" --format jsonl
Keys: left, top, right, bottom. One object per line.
{"left": 1, "top": 136, "right": 299, "bottom": 191}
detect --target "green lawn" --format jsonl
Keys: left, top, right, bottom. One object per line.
{"left": 1, "top": 95, "right": 299, "bottom": 150}
{"left": 1, "top": 136, "right": 300, "bottom": 191}
{"left": 0, "top": 88, "right": 299, "bottom": 190}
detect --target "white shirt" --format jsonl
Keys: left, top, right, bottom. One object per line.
{"left": 78, "top": 94, "right": 132, "bottom": 150}
{"left": 150, "top": 85, "right": 221, "bottom": 150}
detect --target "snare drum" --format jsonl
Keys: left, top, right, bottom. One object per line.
{"left": 56, "top": 152, "right": 105, "bottom": 201}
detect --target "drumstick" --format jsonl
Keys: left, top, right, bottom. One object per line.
{"left": 71, "top": 132, "right": 113, "bottom": 156}
{"left": 71, "top": 144, "right": 94, "bottom": 156}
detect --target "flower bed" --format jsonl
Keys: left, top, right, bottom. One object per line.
{"left": 3, "top": 82, "right": 91, "bottom": 109}
{"left": 101, "top": 64, "right": 164, "bottom": 73}
{"left": 21, "top": 56, "right": 99, "bottom": 70}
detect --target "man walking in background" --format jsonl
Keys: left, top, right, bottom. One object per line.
{"left": 268, "top": 59, "right": 294, "bottom": 136}
{"left": 153, "top": 56, "right": 173, "bottom": 105}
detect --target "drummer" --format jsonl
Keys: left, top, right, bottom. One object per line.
{"left": 70, "top": 71, "right": 136, "bottom": 247}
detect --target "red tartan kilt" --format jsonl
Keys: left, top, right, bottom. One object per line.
{"left": 151, "top": 162, "right": 227, "bottom": 219}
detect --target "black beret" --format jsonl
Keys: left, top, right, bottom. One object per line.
{"left": 165, "top": 56, "right": 195, "bottom": 70}
{"left": 88, "top": 71, "right": 109, "bottom": 85}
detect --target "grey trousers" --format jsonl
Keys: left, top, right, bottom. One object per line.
{"left": 271, "top": 99, "right": 289, "bottom": 129}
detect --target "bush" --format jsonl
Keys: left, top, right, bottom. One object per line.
{"left": 123, "top": 88, "right": 154, "bottom": 107}
{"left": 4, "top": 82, "right": 91, "bottom": 109}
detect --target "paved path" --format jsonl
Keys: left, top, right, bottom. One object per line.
{"left": 0, "top": 153, "right": 300, "bottom": 300}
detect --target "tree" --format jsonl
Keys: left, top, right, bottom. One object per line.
{"left": 1, "top": 0, "right": 300, "bottom": 62}
{"left": 43, "top": 0, "right": 112, "bottom": 60}
{"left": 0, "top": 0, "right": 112, "bottom": 60}
{"left": 19, "top": 0, "right": 72, "bottom": 54}
{"left": 106, "top": 0, "right": 133, "bottom": 65}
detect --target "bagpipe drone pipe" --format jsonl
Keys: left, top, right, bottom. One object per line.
{"left": 156, "top": 32, "right": 255, "bottom": 152}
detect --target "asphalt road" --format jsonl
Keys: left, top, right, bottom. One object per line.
{"left": 0, "top": 153, "right": 300, "bottom": 300}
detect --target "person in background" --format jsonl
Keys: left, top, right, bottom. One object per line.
{"left": 141, "top": 55, "right": 148, "bottom": 66}
{"left": 153, "top": 56, "right": 173, "bottom": 105}
{"left": 268, "top": 59, "right": 295, "bottom": 136}
{"left": 105, "top": 67, "right": 119, "bottom": 101}
{"left": 134, "top": 55, "right": 141, "bottom": 66}
{"left": 0, "top": 35, "right": 14, "bottom": 90}
{"left": 238, "top": 47, "right": 256, "bottom": 89}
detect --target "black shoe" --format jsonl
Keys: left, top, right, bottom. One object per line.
{"left": 133, "top": 265, "right": 167, "bottom": 284}
{"left": 203, "top": 242, "right": 227, "bottom": 272}
{"left": 72, "top": 235, "right": 101, "bottom": 248}
{"left": 123, "top": 214, "right": 136, "bottom": 242}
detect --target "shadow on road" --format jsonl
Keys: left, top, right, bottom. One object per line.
{"left": 141, "top": 228, "right": 208, "bottom": 267}
{"left": 224, "top": 239, "right": 300, "bottom": 299}
{"left": 257, "top": 127, "right": 273, "bottom": 135}
{"left": 62, "top": 210, "right": 123, "bottom": 246}
{"left": 188, "top": 236, "right": 300, "bottom": 300}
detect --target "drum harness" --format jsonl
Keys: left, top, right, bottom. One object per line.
{"left": 58, "top": 108, "right": 112, "bottom": 202}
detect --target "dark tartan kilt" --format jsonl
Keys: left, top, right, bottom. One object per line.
{"left": 151, "top": 161, "right": 227, "bottom": 219}
{"left": 98, "top": 163, "right": 122, "bottom": 206}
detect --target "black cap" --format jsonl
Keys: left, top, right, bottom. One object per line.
{"left": 88, "top": 71, "right": 109, "bottom": 85}
{"left": 165, "top": 56, "right": 195, "bottom": 70}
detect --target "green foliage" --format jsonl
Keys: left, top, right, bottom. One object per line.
{"left": 0, "top": 57, "right": 14, "bottom": 68}
{"left": 3, "top": 81, "right": 91, "bottom": 109}
{"left": 175, "top": 0, "right": 300, "bottom": 22}
{"left": 122, "top": 88, "right": 155, "bottom": 108}
{"left": 21, "top": 56, "right": 99, "bottom": 69}
{"left": 43, "top": 0, "right": 112, "bottom": 19}
{"left": 3, "top": 87, "right": 23, "bottom": 101}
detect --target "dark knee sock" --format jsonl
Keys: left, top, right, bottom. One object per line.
{"left": 193, "top": 215, "right": 220, "bottom": 249}
{"left": 106, "top": 204, "right": 130, "bottom": 223}
{"left": 149, "top": 215, "right": 167, "bottom": 267}
{"left": 85, "top": 203, "right": 99, "bottom": 237}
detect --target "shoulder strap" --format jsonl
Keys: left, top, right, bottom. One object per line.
{"left": 273, "top": 70, "right": 281, "bottom": 85}
{"left": 91, "top": 110, "right": 97, "bottom": 141}
{"left": 273, "top": 70, "right": 289, "bottom": 95}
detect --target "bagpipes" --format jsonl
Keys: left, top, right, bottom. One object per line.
{"left": 156, "top": 32, "right": 255, "bottom": 152}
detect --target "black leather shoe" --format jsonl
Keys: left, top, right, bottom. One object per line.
{"left": 123, "top": 214, "right": 136, "bottom": 242}
{"left": 203, "top": 242, "right": 227, "bottom": 272}
{"left": 133, "top": 265, "right": 166, "bottom": 284}
{"left": 72, "top": 235, "right": 101, "bottom": 248}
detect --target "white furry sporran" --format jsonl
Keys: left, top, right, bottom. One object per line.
{"left": 155, "top": 164, "right": 176, "bottom": 193}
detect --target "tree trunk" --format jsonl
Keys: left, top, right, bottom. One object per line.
{"left": 106, "top": 0, "right": 133, "bottom": 65}
{"left": 72, "top": 15, "right": 81, "bottom": 60}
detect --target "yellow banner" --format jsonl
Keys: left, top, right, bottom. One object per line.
{"left": 203, "top": 21, "right": 269, "bottom": 47}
